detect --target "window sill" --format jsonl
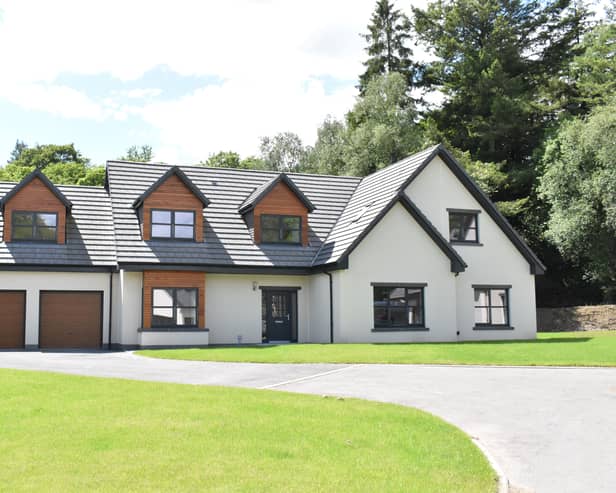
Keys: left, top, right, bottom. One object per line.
{"left": 450, "top": 241, "right": 483, "bottom": 246}
{"left": 473, "top": 325, "right": 514, "bottom": 331}
{"left": 372, "top": 327, "right": 429, "bottom": 332}
{"left": 138, "top": 327, "right": 209, "bottom": 332}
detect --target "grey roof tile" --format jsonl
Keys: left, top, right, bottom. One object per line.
{"left": 0, "top": 182, "right": 116, "bottom": 267}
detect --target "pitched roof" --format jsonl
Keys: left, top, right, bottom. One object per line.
{"left": 132, "top": 165, "right": 210, "bottom": 209}
{"left": 238, "top": 173, "right": 316, "bottom": 214}
{"left": 0, "top": 168, "right": 73, "bottom": 211}
{"left": 0, "top": 182, "right": 116, "bottom": 268}
{"left": 106, "top": 162, "right": 360, "bottom": 268}
{"left": 313, "top": 144, "right": 545, "bottom": 275}
{"left": 313, "top": 146, "right": 439, "bottom": 266}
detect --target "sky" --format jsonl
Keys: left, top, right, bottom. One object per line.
{"left": 0, "top": 0, "right": 426, "bottom": 165}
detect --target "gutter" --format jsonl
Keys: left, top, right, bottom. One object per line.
{"left": 324, "top": 271, "right": 334, "bottom": 343}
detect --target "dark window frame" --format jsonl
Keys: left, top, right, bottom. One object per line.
{"left": 371, "top": 283, "right": 427, "bottom": 331}
{"left": 448, "top": 209, "right": 480, "bottom": 244}
{"left": 150, "top": 209, "right": 196, "bottom": 241}
{"left": 151, "top": 287, "right": 199, "bottom": 329}
{"left": 11, "top": 211, "right": 58, "bottom": 243}
{"left": 473, "top": 285, "right": 511, "bottom": 328}
{"left": 260, "top": 214, "right": 302, "bottom": 245}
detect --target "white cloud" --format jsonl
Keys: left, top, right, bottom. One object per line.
{"left": 0, "top": 0, "right": 426, "bottom": 161}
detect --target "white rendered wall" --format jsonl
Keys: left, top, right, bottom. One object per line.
{"left": 112, "top": 270, "right": 142, "bottom": 346}
{"left": 406, "top": 156, "right": 537, "bottom": 340}
{"left": 307, "top": 273, "right": 331, "bottom": 343}
{"left": 205, "top": 274, "right": 310, "bottom": 344}
{"left": 138, "top": 330, "right": 209, "bottom": 347}
{"left": 334, "top": 203, "right": 459, "bottom": 342}
{"left": 0, "top": 271, "right": 111, "bottom": 347}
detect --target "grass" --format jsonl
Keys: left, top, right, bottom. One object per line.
{"left": 138, "top": 331, "right": 616, "bottom": 366}
{"left": 0, "top": 369, "right": 496, "bottom": 493}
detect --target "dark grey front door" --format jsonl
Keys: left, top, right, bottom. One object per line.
{"left": 265, "top": 291, "right": 293, "bottom": 341}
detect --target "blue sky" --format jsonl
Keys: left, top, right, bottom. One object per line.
{"left": 0, "top": 0, "right": 400, "bottom": 165}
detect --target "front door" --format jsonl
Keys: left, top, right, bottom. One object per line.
{"left": 264, "top": 291, "right": 293, "bottom": 341}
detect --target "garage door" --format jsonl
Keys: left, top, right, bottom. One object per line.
{"left": 0, "top": 291, "right": 26, "bottom": 349}
{"left": 39, "top": 291, "right": 102, "bottom": 349}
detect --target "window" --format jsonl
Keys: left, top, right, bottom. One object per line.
{"left": 449, "top": 211, "right": 478, "bottom": 243}
{"left": 12, "top": 211, "right": 57, "bottom": 242}
{"left": 260, "top": 214, "right": 301, "bottom": 244}
{"left": 373, "top": 284, "right": 425, "bottom": 328}
{"left": 152, "top": 288, "right": 198, "bottom": 327}
{"left": 474, "top": 287, "right": 509, "bottom": 327}
{"left": 151, "top": 210, "right": 195, "bottom": 240}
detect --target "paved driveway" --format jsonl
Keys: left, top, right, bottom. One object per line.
{"left": 1, "top": 351, "right": 615, "bottom": 493}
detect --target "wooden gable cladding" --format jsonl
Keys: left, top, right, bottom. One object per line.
{"left": 142, "top": 270, "right": 206, "bottom": 329}
{"left": 3, "top": 177, "right": 67, "bottom": 244}
{"left": 141, "top": 174, "right": 204, "bottom": 241}
{"left": 253, "top": 181, "right": 309, "bottom": 246}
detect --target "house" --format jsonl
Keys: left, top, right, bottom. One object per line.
{"left": 0, "top": 144, "right": 544, "bottom": 350}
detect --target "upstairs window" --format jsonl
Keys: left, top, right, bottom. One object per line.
{"left": 12, "top": 211, "right": 57, "bottom": 242}
{"left": 373, "top": 284, "right": 425, "bottom": 329}
{"left": 261, "top": 214, "right": 301, "bottom": 244}
{"left": 474, "top": 287, "right": 509, "bottom": 327}
{"left": 151, "top": 210, "right": 195, "bottom": 240}
{"left": 448, "top": 210, "right": 479, "bottom": 243}
{"left": 152, "top": 288, "right": 198, "bottom": 328}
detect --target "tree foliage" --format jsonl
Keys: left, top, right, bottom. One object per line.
{"left": 120, "top": 145, "right": 153, "bottom": 162}
{"left": 259, "top": 132, "right": 308, "bottom": 172}
{"left": 413, "top": 0, "right": 588, "bottom": 172}
{"left": 0, "top": 142, "right": 105, "bottom": 186}
{"left": 539, "top": 101, "right": 616, "bottom": 300}
{"left": 201, "top": 151, "right": 267, "bottom": 170}
{"left": 359, "top": 0, "right": 416, "bottom": 95}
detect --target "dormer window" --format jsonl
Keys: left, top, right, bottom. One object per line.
{"left": 151, "top": 210, "right": 195, "bottom": 240}
{"left": 260, "top": 215, "right": 301, "bottom": 244}
{"left": 12, "top": 211, "right": 58, "bottom": 242}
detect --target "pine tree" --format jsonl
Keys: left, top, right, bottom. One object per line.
{"left": 358, "top": 0, "right": 416, "bottom": 95}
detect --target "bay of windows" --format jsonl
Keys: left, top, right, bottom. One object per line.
{"left": 12, "top": 211, "right": 57, "bottom": 241}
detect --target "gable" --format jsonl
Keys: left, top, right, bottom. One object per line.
{"left": 405, "top": 151, "right": 545, "bottom": 274}
{"left": 141, "top": 174, "right": 205, "bottom": 242}
{"left": 253, "top": 181, "right": 310, "bottom": 246}
{"left": 2, "top": 176, "right": 68, "bottom": 244}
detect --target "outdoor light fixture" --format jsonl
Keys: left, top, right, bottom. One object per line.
{"left": 252, "top": 281, "right": 258, "bottom": 291}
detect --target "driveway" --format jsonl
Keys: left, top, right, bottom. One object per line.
{"left": 1, "top": 351, "right": 615, "bottom": 493}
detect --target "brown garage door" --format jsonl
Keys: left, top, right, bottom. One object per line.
{"left": 39, "top": 291, "right": 102, "bottom": 349}
{"left": 0, "top": 291, "right": 26, "bottom": 349}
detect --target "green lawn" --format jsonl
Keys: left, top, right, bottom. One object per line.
{"left": 1, "top": 370, "right": 496, "bottom": 493}
{"left": 138, "top": 331, "right": 616, "bottom": 366}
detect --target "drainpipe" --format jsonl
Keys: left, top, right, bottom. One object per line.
{"left": 108, "top": 271, "right": 113, "bottom": 350}
{"left": 324, "top": 271, "right": 334, "bottom": 343}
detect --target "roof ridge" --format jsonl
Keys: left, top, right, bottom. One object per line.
{"left": 106, "top": 160, "right": 362, "bottom": 180}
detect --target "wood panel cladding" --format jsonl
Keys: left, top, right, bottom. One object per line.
{"left": 3, "top": 177, "right": 66, "bottom": 244}
{"left": 141, "top": 174, "right": 204, "bottom": 241}
{"left": 142, "top": 270, "right": 206, "bottom": 329}
{"left": 253, "top": 181, "right": 309, "bottom": 246}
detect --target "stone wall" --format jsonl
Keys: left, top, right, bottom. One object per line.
{"left": 537, "top": 305, "right": 616, "bottom": 332}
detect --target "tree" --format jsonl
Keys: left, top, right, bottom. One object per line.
{"left": 120, "top": 145, "right": 153, "bottom": 162}
{"left": 304, "top": 117, "right": 348, "bottom": 175}
{"left": 345, "top": 72, "right": 421, "bottom": 175}
{"left": 538, "top": 101, "right": 616, "bottom": 300}
{"left": 8, "top": 143, "right": 88, "bottom": 169}
{"left": 359, "top": 0, "right": 416, "bottom": 95}
{"left": 8, "top": 140, "right": 27, "bottom": 163}
{"left": 259, "top": 132, "right": 308, "bottom": 172}
{"left": 0, "top": 142, "right": 105, "bottom": 186}
{"left": 569, "top": 23, "right": 616, "bottom": 112}
{"left": 413, "top": 0, "right": 590, "bottom": 174}
{"left": 201, "top": 151, "right": 267, "bottom": 170}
